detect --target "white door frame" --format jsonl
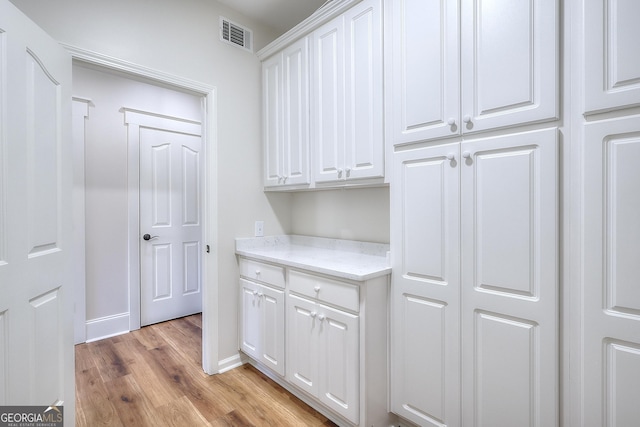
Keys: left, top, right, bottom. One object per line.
{"left": 66, "top": 44, "right": 220, "bottom": 374}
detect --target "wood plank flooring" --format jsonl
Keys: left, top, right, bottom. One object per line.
{"left": 76, "top": 314, "right": 337, "bottom": 426}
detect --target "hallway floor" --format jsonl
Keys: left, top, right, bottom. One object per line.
{"left": 75, "top": 314, "right": 336, "bottom": 426}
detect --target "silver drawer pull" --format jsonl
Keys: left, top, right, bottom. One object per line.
{"left": 255, "top": 270, "right": 261, "bottom": 275}
{"left": 314, "top": 286, "right": 321, "bottom": 292}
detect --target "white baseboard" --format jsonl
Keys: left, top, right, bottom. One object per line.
{"left": 217, "top": 352, "right": 245, "bottom": 373}
{"left": 85, "top": 312, "right": 130, "bottom": 342}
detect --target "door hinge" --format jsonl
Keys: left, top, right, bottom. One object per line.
{"left": 206, "top": 244, "right": 210, "bottom": 253}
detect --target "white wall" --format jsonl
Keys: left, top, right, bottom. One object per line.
{"left": 291, "top": 187, "right": 389, "bottom": 243}
{"left": 11, "top": 0, "right": 389, "bottom": 365}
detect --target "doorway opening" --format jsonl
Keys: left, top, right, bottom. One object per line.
{"left": 70, "top": 47, "right": 219, "bottom": 374}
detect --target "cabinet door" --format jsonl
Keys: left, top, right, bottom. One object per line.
{"left": 343, "top": 0, "right": 384, "bottom": 179}
{"left": 240, "top": 278, "right": 261, "bottom": 360}
{"left": 460, "top": 0, "right": 558, "bottom": 133}
{"left": 260, "top": 284, "right": 285, "bottom": 376}
{"left": 317, "top": 304, "right": 360, "bottom": 424}
{"left": 263, "top": 55, "right": 283, "bottom": 187}
{"left": 282, "top": 38, "right": 310, "bottom": 186}
{"left": 286, "top": 293, "right": 319, "bottom": 397}
{"left": 391, "top": 143, "right": 461, "bottom": 427}
{"left": 583, "top": 115, "right": 640, "bottom": 426}
{"left": 386, "top": 0, "right": 460, "bottom": 145}
{"left": 585, "top": 0, "right": 640, "bottom": 113}
{"left": 460, "top": 128, "right": 558, "bottom": 427}
{"left": 312, "top": 16, "right": 345, "bottom": 183}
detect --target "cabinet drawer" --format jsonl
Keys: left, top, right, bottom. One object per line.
{"left": 239, "top": 258, "right": 285, "bottom": 289}
{"left": 289, "top": 270, "right": 359, "bottom": 312}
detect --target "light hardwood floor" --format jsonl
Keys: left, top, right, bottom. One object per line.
{"left": 75, "top": 314, "right": 337, "bottom": 426}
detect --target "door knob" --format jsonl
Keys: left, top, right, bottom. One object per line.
{"left": 143, "top": 233, "right": 158, "bottom": 241}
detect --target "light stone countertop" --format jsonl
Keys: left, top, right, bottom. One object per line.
{"left": 235, "top": 235, "right": 391, "bottom": 281}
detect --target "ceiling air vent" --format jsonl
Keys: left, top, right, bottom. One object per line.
{"left": 220, "top": 17, "right": 253, "bottom": 52}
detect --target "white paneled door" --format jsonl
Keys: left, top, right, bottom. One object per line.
{"left": 135, "top": 115, "right": 203, "bottom": 326}
{"left": 583, "top": 115, "right": 640, "bottom": 427}
{"left": 461, "top": 128, "right": 558, "bottom": 427}
{"left": 391, "top": 142, "right": 461, "bottom": 427}
{"left": 0, "top": 0, "right": 74, "bottom": 418}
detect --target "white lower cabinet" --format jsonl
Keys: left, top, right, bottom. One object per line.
{"left": 287, "top": 277, "right": 359, "bottom": 424}
{"left": 238, "top": 254, "right": 391, "bottom": 426}
{"left": 391, "top": 128, "right": 559, "bottom": 427}
{"left": 239, "top": 271, "right": 286, "bottom": 376}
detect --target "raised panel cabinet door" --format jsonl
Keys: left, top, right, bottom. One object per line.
{"left": 312, "top": 16, "right": 345, "bottom": 183}
{"left": 263, "top": 54, "right": 284, "bottom": 187}
{"left": 583, "top": 115, "right": 640, "bottom": 426}
{"left": 343, "top": 0, "right": 384, "bottom": 179}
{"left": 259, "top": 284, "right": 285, "bottom": 376}
{"left": 286, "top": 293, "right": 320, "bottom": 397}
{"left": 460, "top": 0, "right": 558, "bottom": 133}
{"left": 460, "top": 128, "right": 558, "bottom": 427}
{"left": 585, "top": 0, "right": 640, "bottom": 113}
{"left": 281, "top": 37, "right": 310, "bottom": 186}
{"left": 386, "top": 0, "right": 460, "bottom": 145}
{"left": 391, "top": 142, "right": 461, "bottom": 427}
{"left": 317, "top": 303, "right": 360, "bottom": 425}
{"left": 240, "top": 278, "right": 261, "bottom": 361}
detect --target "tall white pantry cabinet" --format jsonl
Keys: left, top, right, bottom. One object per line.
{"left": 388, "top": 0, "right": 559, "bottom": 426}
{"left": 256, "top": 0, "right": 640, "bottom": 426}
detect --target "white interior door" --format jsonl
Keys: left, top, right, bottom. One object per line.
{"left": 0, "top": 0, "right": 74, "bottom": 418}
{"left": 137, "top": 115, "right": 203, "bottom": 326}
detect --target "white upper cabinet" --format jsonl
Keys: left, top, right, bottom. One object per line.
{"left": 387, "top": 0, "right": 558, "bottom": 145}
{"left": 343, "top": 0, "right": 384, "bottom": 181}
{"left": 584, "top": 0, "right": 640, "bottom": 113}
{"left": 263, "top": 54, "right": 283, "bottom": 188}
{"left": 312, "top": 0, "right": 384, "bottom": 184}
{"left": 312, "top": 16, "right": 345, "bottom": 183}
{"left": 263, "top": 37, "right": 311, "bottom": 189}
{"left": 386, "top": 0, "right": 460, "bottom": 144}
{"left": 461, "top": 0, "right": 558, "bottom": 133}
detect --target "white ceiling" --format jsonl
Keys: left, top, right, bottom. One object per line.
{"left": 216, "top": 0, "right": 329, "bottom": 35}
